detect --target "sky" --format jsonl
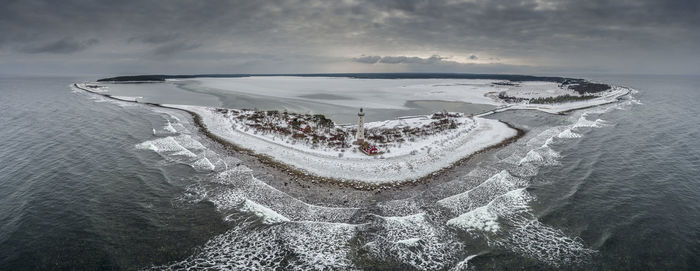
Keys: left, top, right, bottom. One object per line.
{"left": 1, "top": 0, "right": 698, "bottom": 77}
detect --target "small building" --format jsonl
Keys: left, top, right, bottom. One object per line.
{"left": 360, "top": 141, "right": 379, "bottom": 155}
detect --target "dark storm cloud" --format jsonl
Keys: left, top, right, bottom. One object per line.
{"left": 20, "top": 38, "right": 99, "bottom": 54}
{"left": 353, "top": 55, "right": 382, "bottom": 64}
{"left": 0, "top": 0, "right": 698, "bottom": 74}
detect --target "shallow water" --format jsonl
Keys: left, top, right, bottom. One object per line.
{"left": 1, "top": 75, "right": 699, "bottom": 270}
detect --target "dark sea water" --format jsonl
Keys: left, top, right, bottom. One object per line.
{"left": 0, "top": 74, "right": 699, "bottom": 270}
{"left": 0, "top": 77, "right": 230, "bottom": 270}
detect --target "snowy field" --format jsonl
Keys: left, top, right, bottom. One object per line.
{"left": 178, "top": 76, "right": 630, "bottom": 115}
{"left": 181, "top": 77, "right": 503, "bottom": 109}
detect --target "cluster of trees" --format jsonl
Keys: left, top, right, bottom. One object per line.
{"left": 498, "top": 92, "right": 529, "bottom": 103}
{"left": 223, "top": 108, "right": 465, "bottom": 152}
{"left": 366, "top": 114, "right": 460, "bottom": 145}
{"left": 560, "top": 80, "right": 611, "bottom": 94}
{"left": 529, "top": 95, "right": 597, "bottom": 104}
{"left": 231, "top": 109, "right": 349, "bottom": 148}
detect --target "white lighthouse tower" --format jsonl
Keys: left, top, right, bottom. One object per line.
{"left": 355, "top": 108, "right": 365, "bottom": 144}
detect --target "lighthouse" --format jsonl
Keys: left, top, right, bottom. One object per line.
{"left": 355, "top": 108, "right": 365, "bottom": 144}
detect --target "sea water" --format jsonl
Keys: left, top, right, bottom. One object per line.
{"left": 1, "top": 74, "right": 699, "bottom": 270}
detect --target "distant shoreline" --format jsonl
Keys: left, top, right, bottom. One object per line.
{"left": 96, "top": 72, "right": 584, "bottom": 83}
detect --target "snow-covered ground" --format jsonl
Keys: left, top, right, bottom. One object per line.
{"left": 167, "top": 104, "right": 518, "bottom": 184}
{"left": 109, "top": 95, "right": 142, "bottom": 102}
{"left": 505, "top": 86, "right": 630, "bottom": 114}
{"left": 178, "top": 76, "right": 630, "bottom": 115}
{"left": 181, "top": 77, "right": 509, "bottom": 109}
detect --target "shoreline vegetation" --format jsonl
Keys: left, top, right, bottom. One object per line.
{"left": 499, "top": 92, "right": 598, "bottom": 104}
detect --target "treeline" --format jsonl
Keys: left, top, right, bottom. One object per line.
{"left": 529, "top": 95, "right": 597, "bottom": 104}
{"left": 97, "top": 73, "right": 590, "bottom": 83}
{"left": 567, "top": 82, "right": 611, "bottom": 94}
{"left": 97, "top": 75, "right": 167, "bottom": 82}
{"left": 560, "top": 79, "right": 611, "bottom": 94}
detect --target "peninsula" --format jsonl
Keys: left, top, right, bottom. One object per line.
{"left": 76, "top": 74, "right": 630, "bottom": 187}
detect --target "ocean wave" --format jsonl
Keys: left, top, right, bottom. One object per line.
{"left": 558, "top": 128, "right": 582, "bottom": 139}
{"left": 438, "top": 170, "right": 529, "bottom": 215}
{"left": 148, "top": 221, "right": 361, "bottom": 270}
{"left": 357, "top": 213, "right": 463, "bottom": 270}
{"left": 447, "top": 188, "right": 533, "bottom": 233}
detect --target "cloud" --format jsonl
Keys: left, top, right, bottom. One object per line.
{"left": 353, "top": 55, "right": 382, "bottom": 64}
{"left": 128, "top": 33, "right": 179, "bottom": 44}
{"left": 20, "top": 38, "right": 98, "bottom": 54}
{"left": 354, "top": 55, "right": 451, "bottom": 64}
{"left": 0, "top": 0, "right": 699, "bottom": 74}
{"left": 152, "top": 42, "right": 201, "bottom": 56}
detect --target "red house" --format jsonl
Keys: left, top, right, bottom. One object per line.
{"left": 360, "top": 142, "right": 379, "bottom": 155}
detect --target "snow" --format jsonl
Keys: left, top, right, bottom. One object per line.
{"left": 109, "top": 95, "right": 141, "bottom": 102}
{"left": 177, "top": 77, "right": 505, "bottom": 110}
{"left": 165, "top": 104, "right": 518, "bottom": 184}
{"left": 175, "top": 77, "right": 630, "bottom": 116}
{"left": 504, "top": 86, "right": 630, "bottom": 114}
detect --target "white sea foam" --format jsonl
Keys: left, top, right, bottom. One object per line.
{"left": 205, "top": 168, "right": 359, "bottom": 223}
{"left": 447, "top": 205, "right": 500, "bottom": 233}
{"left": 135, "top": 131, "right": 219, "bottom": 173}
{"left": 359, "top": 213, "right": 463, "bottom": 270}
{"left": 171, "top": 149, "right": 197, "bottom": 158}
{"left": 526, "top": 127, "right": 566, "bottom": 148}
{"left": 444, "top": 187, "right": 595, "bottom": 266}
{"left": 238, "top": 199, "right": 290, "bottom": 224}
{"left": 573, "top": 115, "right": 608, "bottom": 128}
{"left": 519, "top": 147, "right": 560, "bottom": 166}
{"left": 163, "top": 120, "right": 177, "bottom": 133}
{"left": 395, "top": 237, "right": 422, "bottom": 247}
{"left": 519, "top": 150, "right": 545, "bottom": 164}
{"left": 451, "top": 254, "right": 479, "bottom": 271}
{"left": 173, "top": 134, "right": 205, "bottom": 150}
{"left": 135, "top": 136, "right": 187, "bottom": 152}
{"left": 149, "top": 221, "right": 361, "bottom": 270}
{"left": 558, "top": 129, "right": 582, "bottom": 138}
{"left": 447, "top": 188, "right": 532, "bottom": 233}
{"left": 438, "top": 170, "right": 528, "bottom": 215}
{"left": 494, "top": 219, "right": 596, "bottom": 267}
{"left": 192, "top": 157, "right": 215, "bottom": 171}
